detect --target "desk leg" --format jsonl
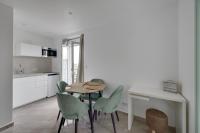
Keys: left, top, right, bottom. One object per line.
{"left": 128, "top": 95, "right": 134, "bottom": 130}
{"left": 182, "top": 102, "right": 186, "bottom": 133}
{"left": 89, "top": 94, "right": 94, "bottom": 133}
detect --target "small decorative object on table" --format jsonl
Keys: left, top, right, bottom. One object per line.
{"left": 163, "top": 80, "right": 179, "bottom": 93}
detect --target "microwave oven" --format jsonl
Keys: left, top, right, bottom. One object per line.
{"left": 47, "top": 48, "right": 57, "bottom": 57}
{"left": 42, "top": 48, "right": 57, "bottom": 57}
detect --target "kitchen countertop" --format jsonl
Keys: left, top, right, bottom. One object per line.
{"left": 13, "top": 72, "right": 59, "bottom": 78}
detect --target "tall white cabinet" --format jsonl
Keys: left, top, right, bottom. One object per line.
{"left": 13, "top": 75, "right": 47, "bottom": 108}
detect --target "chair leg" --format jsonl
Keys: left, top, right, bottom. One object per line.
{"left": 75, "top": 119, "right": 79, "bottom": 133}
{"left": 93, "top": 110, "right": 97, "bottom": 121}
{"left": 111, "top": 113, "right": 117, "bottom": 133}
{"left": 95, "top": 110, "right": 98, "bottom": 120}
{"left": 57, "top": 110, "right": 61, "bottom": 121}
{"left": 98, "top": 111, "right": 101, "bottom": 116}
{"left": 93, "top": 111, "right": 95, "bottom": 121}
{"left": 62, "top": 118, "right": 65, "bottom": 126}
{"left": 88, "top": 110, "right": 91, "bottom": 119}
{"left": 79, "top": 97, "right": 84, "bottom": 102}
{"left": 58, "top": 117, "right": 64, "bottom": 133}
{"left": 115, "top": 111, "right": 119, "bottom": 122}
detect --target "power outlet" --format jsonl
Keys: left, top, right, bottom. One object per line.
{"left": 122, "top": 102, "right": 127, "bottom": 106}
{"left": 32, "top": 68, "right": 38, "bottom": 72}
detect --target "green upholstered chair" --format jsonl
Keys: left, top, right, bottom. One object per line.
{"left": 56, "top": 93, "right": 89, "bottom": 133}
{"left": 80, "top": 79, "right": 105, "bottom": 101}
{"left": 56, "top": 81, "right": 68, "bottom": 120}
{"left": 56, "top": 81, "right": 80, "bottom": 120}
{"left": 93, "top": 85, "right": 123, "bottom": 133}
{"left": 57, "top": 81, "right": 68, "bottom": 93}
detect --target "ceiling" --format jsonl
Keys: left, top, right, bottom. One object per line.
{"left": 0, "top": 0, "right": 133, "bottom": 37}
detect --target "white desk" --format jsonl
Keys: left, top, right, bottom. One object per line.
{"left": 128, "top": 88, "right": 186, "bottom": 133}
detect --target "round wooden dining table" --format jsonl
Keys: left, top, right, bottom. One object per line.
{"left": 65, "top": 82, "right": 106, "bottom": 133}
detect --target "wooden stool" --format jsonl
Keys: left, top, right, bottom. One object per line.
{"left": 146, "top": 108, "right": 168, "bottom": 133}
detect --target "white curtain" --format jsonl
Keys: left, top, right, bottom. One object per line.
{"left": 76, "top": 34, "right": 84, "bottom": 83}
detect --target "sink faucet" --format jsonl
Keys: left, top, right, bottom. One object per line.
{"left": 18, "top": 64, "right": 24, "bottom": 74}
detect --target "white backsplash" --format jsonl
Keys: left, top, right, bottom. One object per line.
{"left": 13, "top": 56, "right": 52, "bottom": 74}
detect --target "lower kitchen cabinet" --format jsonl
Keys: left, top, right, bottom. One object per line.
{"left": 47, "top": 74, "right": 60, "bottom": 97}
{"left": 13, "top": 75, "right": 47, "bottom": 108}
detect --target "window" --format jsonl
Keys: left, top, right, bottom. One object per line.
{"left": 62, "top": 38, "right": 80, "bottom": 84}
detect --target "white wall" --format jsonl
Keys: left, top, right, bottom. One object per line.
{"left": 14, "top": 28, "right": 55, "bottom": 52}
{"left": 52, "top": 37, "right": 62, "bottom": 73}
{"left": 84, "top": 0, "right": 178, "bottom": 127}
{"left": 13, "top": 57, "right": 52, "bottom": 74}
{"left": 55, "top": 0, "right": 179, "bottom": 127}
{"left": 178, "top": 0, "right": 196, "bottom": 133}
{"left": 0, "top": 3, "right": 13, "bottom": 128}
{"left": 13, "top": 29, "right": 55, "bottom": 73}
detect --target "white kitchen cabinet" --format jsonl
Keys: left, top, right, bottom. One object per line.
{"left": 15, "top": 43, "right": 42, "bottom": 57}
{"left": 13, "top": 75, "right": 47, "bottom": 108}
{"left": 47, "top": 74, "right": 60, "bottom": 97}
{"left": 30, "top": 75, "right": 47, "bottom": 102}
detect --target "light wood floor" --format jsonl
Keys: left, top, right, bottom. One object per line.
{"left": 1, "top": 97, "right": 174, "bottom": 133}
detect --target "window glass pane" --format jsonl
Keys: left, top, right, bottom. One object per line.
{"left": 62, "top": 46, "right": 68, "bottom": 82}
{"left": 73, "top": 45, "right": 80, "bottom": 83}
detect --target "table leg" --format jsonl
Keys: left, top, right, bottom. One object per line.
{"left": 182, "top": 101, "right": 186, "bottom": 133}
{"left": 99, "top": 91, "right": 102, "bottom": 97}
{"left": 128, "top": 95, "right": 134, "bottom": 130}
{"left": 89, "top": 93, "right": 94, "bottom": 133}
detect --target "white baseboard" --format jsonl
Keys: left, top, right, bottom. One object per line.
{"left": 117, "top": 103, "right": 128, "bottom": 113}
{"left": 0, "top": 121, "right": 14, "bottom": 132}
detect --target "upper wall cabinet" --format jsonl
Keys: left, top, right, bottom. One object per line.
{"left": 15, "top": 43, "right": 42, "bottom": 57}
